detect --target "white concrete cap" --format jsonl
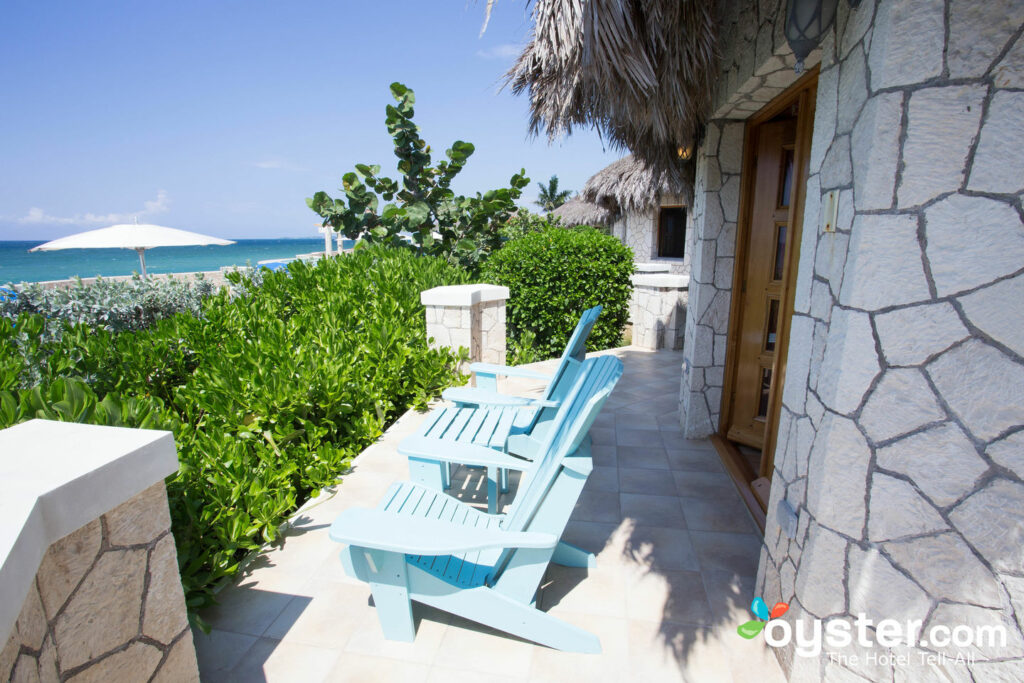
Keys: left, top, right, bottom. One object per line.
{"left": 634, "top": 262, "right": 673, "bottom": 273}
{"left": 420, "top": 284, "right": 510, "bottom": 307}
{"left": 0, "top": 420, "right": 178, "bottom": 643}
{"left": 631, "top": 273, "right": 691, "bottom": 288}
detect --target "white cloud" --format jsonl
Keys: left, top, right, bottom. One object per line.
{"left": 18, "top": 190, "right": 170, "bottom": 226}
{"left": 475, "top": 43, "right": 522, "bottom": 60}
{"left": 252, "top": 159, "right": 305, "bottom": 171}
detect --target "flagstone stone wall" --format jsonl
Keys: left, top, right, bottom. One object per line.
{"left": 0, "top": 483, "right": 198, "bottom": 682}
{"left": 682, "top": 0, "right": 1024, "bottom": 679}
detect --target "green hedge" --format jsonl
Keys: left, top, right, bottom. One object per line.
{"left": 483, "top": 225, "right": 634, "bottom": 359}
{"left": 0, "top": 247, "right": 468, "bottom": 617}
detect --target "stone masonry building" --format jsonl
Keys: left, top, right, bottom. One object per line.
{"left": 671, "top": 0, "right": 1024, "bottom": 679}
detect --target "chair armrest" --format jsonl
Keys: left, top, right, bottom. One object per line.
{"left": 399, "top": 436, "right": 532, "bottom": 471}
{"left": 469, "top": 362, "right": 553, "bottom": 381}
{"left": 441, "top": 386, "right": 559, "bottom": 408}
{"left": 330, "top": 508, "right": 557, "bottom": 554}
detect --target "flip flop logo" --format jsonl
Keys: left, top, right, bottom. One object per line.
{"left": 737, "top": 596, "right": 789, "bottom": 639}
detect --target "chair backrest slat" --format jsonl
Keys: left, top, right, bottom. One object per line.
{"left": 528, "top": 305, "right": 602, "bottom": 433}
{"left": 502, "top": 355, "right": 622, "bottom": 534}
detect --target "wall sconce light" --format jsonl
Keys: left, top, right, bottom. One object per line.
{"left": 785, "top": 0, "right": 840, "bottom": 73}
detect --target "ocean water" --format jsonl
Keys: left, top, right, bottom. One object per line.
{"left": 0, "top": 238, "right": 353, "bottom": 284}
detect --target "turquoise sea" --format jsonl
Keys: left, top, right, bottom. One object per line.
{"left": 0, "top": 238, "right": 352, "bottom": 284}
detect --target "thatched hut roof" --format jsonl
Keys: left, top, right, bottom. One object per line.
{"left": 506, "top": 0, "right": 716, "bottom": 181}
{"left": 550, "top": 196, "right": 615, "bottom": 226}
{"left": 582, "top": 154, "right": 691, "bottom": 213}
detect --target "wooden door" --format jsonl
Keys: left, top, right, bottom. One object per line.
{"left": 725, "top": 119, "right": 797, "bottom": 450}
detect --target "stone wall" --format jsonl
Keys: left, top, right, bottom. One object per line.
{"left": 0, "top": 483, "right": 198, "bottom": 682}
{"left": 678, "top": 0, "right": 1024, "bottom": 679}
{"left": 681, "top": 0, "right": 1024, "bottom": 679}
{"left": 680, "top": 0, "right": 822, "bottom": 439}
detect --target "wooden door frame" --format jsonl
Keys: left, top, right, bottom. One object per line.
{"left": 719, "top": 67, "right": 819, "bottom": 482}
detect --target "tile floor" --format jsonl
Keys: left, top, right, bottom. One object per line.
{"left": 193, "top": 347, "right": 785, "bottom": 682}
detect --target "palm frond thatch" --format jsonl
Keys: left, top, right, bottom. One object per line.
{"left": 582, "top": 154, "right": 692, "bottom": 213}
{"left": 550, "top": 196, "right": 615, "bottom": 226}
{"left": 506, "top": 0, "right": 716, "bottom": 181}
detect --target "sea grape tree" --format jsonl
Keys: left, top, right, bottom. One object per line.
{"left": 307, "top": 82, "right": 529, "bottom": 270}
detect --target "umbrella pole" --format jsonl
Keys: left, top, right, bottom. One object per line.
{"left": 136, "top": 247, "right": 148, "bottom": 279}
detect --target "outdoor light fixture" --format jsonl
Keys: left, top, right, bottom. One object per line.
{"left": 785, "top": 0, "right": 839, "bottom": 73}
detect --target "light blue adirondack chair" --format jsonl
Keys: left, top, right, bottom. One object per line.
{"left": 330, "top": 355, "right": 623, "bottom": 653}
{"left": 410, "top": 305, "right": 602, "bottom": 504}
{"left": 442, "top": 305, "right": 602, "bottom": 435}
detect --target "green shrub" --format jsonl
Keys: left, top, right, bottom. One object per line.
{"left": 483, "top": 226, "right": 634, "bottom": 359}
{"left": 1, "top": 274, "right": 217, "bottom": 336}
{"left": 0, "top": 247, "right": 469, "bottom": 618}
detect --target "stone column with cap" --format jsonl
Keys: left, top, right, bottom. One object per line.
{"left": 421, "top": 284, "right": 509, "bottom": 368}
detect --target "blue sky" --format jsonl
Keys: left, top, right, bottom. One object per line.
{"left": 0, "top": 1, "right": 619, "bottom": 241}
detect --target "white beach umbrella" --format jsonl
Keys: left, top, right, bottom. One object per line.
{"left": 29, "top": 223, "right": 235, "bottom": 278}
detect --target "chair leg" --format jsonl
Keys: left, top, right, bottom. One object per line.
{"left": 362, "top": 549, "right": 415, "bottom": 642}
{"left": 486, "top": 466, "right": 499, "bottom": 515}
{"left": 499, "top": 467, "right": 510, "bottom": 494}
{"left": 551, "top": 541, "right": 597, "bottom": 568}
{"left": 408, "top": 457, "right": 447, "bottom": 492}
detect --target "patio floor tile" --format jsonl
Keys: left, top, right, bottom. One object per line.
{"left": 680, "top": 495, "right": 760, "bottom": 534}
{"left": 432, "top": 618, "right": 536, "bottom": 678}
{"left": 262, "top": 583, "right": 372, "bottom": 648}
{"left": 619, "top": 466, "right": 679, "bottom": 496}
{"left": 624, "top": 569, "right": 714, "bottom": 626}
{"left": 672, "top": 470, "right": 736, "bottom": 499}
{"left": 617, "top": 525, "right": 701, "bottom": 573}
{"left": 223, "top": 637, "right": 341, "bottom": 683}
{"left": 666, "top": 447, "right": 725, "bottom": 473}
{"left": 620, "top": 492, "right": 686, "bottom": 528}
{"left": 689, "top": 530, "right": 764, "bottom": 575}
{"left": 326, "top": 653, "right": 430, "bottom": 683}
{"left": 617, "top": 445, "right": 671, "bottom": 470}
{"left": 191, "top": 628, "right": 258, "bottom": 676}
{"left": 541, "top": 564, "right": 629, "bottom": 618}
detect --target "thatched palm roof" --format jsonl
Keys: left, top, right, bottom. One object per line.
{"left": 582, "top": 154, "right": 691, "bottom": 213}
{"left": 506, "top": 0, "right": 716, "bottom": 181}
{"left": 550, "top": 196, "right": 614, "bottom": 226}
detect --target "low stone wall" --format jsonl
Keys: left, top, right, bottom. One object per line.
{"left": 1, "top": 484, "right": 197, "bottom": 682}
{"left": 631, "top": 273, "right": 689, "bottom": 350}
{"left": 0, "top": 420, "right": 198, "bottom": 683}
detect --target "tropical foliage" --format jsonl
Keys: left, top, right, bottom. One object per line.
{"left": 1, "top": 275, "right": 217, "bottom": 336}
{"left": 307, "top": 83, "right": 529, "bottom": 272}
{"left": 0, "top": 248, "right": 468, "bottom": 618}
{"left": 483, "top": 225, "right": 633, "bottom": 359}
{"left": 500, "top": 209, "right": 557, "bottom": 242}
{"left": 535, "top": 174, "right": 572, "bottom": 212}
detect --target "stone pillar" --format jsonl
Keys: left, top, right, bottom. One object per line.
{"left": 421, "top": 284, "right": 509, "bottom": 366}
{"left": 1, "top": 420, "right": 198, "bottom": 683}
{"left": 630, "top": 262, "right": 672, "bottom": 326}
{"left": 630, "top": 273, "right": 690, "bottom": 350}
